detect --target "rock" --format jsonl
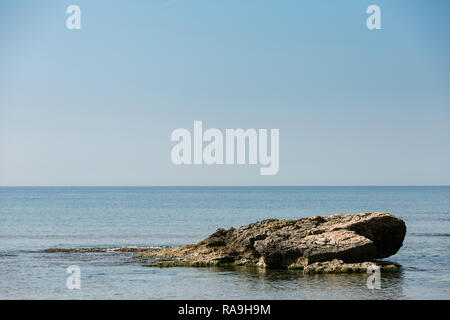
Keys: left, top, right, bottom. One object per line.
{"left": 138, "top": 212, "right": 406, "bottom": 272}
{"left": 302, "top": 259, "right": 401, "bottom": 274}
{"left": 44, "top": 247, "right": 156, "bottom": 253}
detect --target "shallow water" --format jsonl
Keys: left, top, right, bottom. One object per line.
{"left": 0, "top": 186, "right": 449, "bottom": 299}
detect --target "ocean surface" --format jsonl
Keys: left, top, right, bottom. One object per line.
{"left": 0, "top": 186, "right": 449, "bottom": 300}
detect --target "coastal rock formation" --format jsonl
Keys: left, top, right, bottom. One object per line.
{"left": 138, "top": 212, "right": 406, "bottom": 273}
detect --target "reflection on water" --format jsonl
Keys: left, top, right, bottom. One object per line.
{"left": 167, "top": 264, "right": 406, "bottom": 300}
{"left": 0, "top": 250, "right": 408, "bottom": 300}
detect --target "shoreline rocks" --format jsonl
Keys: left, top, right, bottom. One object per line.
{"left": 137, "top": 212, "right": 406, "bottom": 273}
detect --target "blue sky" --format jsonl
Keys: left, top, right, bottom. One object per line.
{"left": 1, "top": 0, "right": 449, "bottom": 186}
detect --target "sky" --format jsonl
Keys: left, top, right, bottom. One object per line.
{"left": 0, "top": 0, "right": 449, "bottom": 186}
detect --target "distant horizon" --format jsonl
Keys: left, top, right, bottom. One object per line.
{"left": 1, "top": 185, "right": 449, "bottom": 188}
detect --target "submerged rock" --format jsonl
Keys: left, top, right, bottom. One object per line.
{"left": 302, "top": 259, "right": 401, "bottom": 274}
{"left": 138, "top": 212, "right": 406, "bottom": 273}
{"left": 44, "top": 247, "right": 156, "bottom": 253}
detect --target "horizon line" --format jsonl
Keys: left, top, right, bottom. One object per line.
{"left": 1, "top": 185, "right": 450, "bottom": 188}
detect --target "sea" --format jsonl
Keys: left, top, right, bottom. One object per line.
{"left": 0, "top": 186, "right": 449, "bottom": 299}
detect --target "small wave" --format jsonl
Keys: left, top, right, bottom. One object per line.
{"left": 43, "top": 246, "right": 166, "bottom": 253}
{"left": 0, "top": 253, "right": 18, "bottom": 258}
{"left": 410, "top": 233, "right": 450, "bottom": 237}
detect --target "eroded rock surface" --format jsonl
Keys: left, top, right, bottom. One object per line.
{"left": 138, "top": 212, "right": 406, "bottom": 272}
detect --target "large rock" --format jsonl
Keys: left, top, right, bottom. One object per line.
{"left": 139, "top": 212, "right": 406, "bottom": 272}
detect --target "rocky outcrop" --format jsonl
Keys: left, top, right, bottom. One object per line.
{"left": 138, "top": 212, "right": 406, "bottom": 273}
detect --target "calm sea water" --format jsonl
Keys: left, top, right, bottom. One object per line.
{"left": 0, "top": 186, "right": 449, "bottom": 299}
